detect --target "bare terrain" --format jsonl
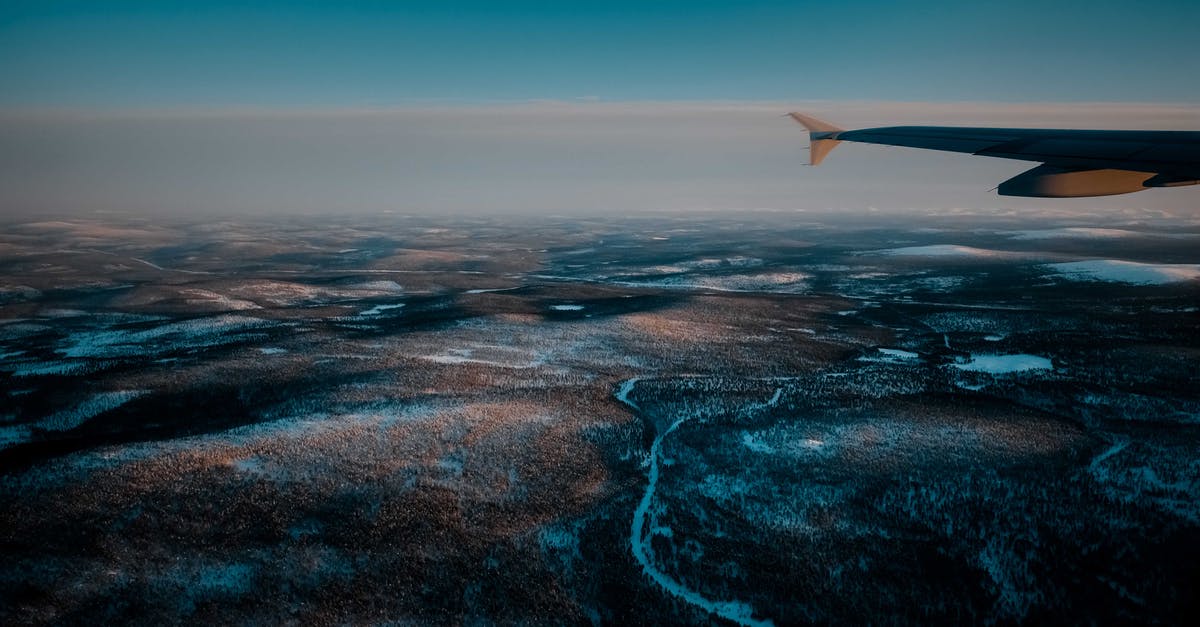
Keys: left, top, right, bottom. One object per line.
{"left": 1, "top": 212, "right": 1198, "bottom": 625}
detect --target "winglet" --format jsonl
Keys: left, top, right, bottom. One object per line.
{"left": 787, "top": 112, "right": 844, "bottom": 166}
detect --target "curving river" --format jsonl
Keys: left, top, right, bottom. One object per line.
{"left": 616, "top": 377, "right": 774, "bottom": 627}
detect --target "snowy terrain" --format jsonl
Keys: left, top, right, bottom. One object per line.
{"left": 1046, "top": 260, "right": 1200, "bottom": 285}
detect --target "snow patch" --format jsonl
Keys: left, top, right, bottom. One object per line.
{"left": 39, "top": 390, "right": 148, "bottom": 432}
{"left": 859, "top": 348, "right": 921, "bottom": 364}
{"left": 0, "top": 424, "right": 33, "bottom": 451}
{"left": 347, "top": 280, "right": 404, "bottom": 292}
{"left": 59, "top": 315, "right": 271, "bottom": 359}
{"left": 465, "top": 287, "right": 520, "bottom": 294}
{"left": 875, "top": 245, "right": 1017, "bottom": 258}
{"left": 1046, "top": 260, "right": 1200, "bottom": 285}
{"left": 179, "top": 289, "right": 262, "bottom": 311}
{"left": 1007, "top": 227, "right": 1164, "bottom": 240}
{"left": 358, "top": 302, "right": 405, "bottom": 316}
{"left": 623, "top": 272, "right": 808, "bottom": 294}
{"left": 3, "top": 360, "right": 94, "bottom": 377}
{"left": 952, "top": 354, "right": 1052, "bottom": 374}
{"left": 419, "top": 346, "right": 542, "bottom": 369}
{"left": 741, "top": 432, "right": 775, "bottom": 454}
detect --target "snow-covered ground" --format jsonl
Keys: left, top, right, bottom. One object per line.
{"left": 0, "top": 424, "right": 33, "bottom": 451}
{"left": 871, "top": 348, "right": 920, "bottom": 361}
{"left": 873, "top": 245, "right": 1026, "bottom": 258}
{"left": 635, "top": 257, "right": 766, "bottom": 275}
{"left": 419, "top": 345, "right": 545, "bottom": 369}
{"left": 620, "top": 272, "right": 810, "bottom": 294}
{"left": 952, "top": 354, "right": 1052, "bottom": 374}
{"left": 1005, "top": 227, "right": 1165, "bottom": 240}
{"left": 1046, "top": 260, "right": 1200, "bottom": 285}
{"left": 2, "top": 360, "right": 93, "bottom": 377}
{"left": 464, "top": 287, "right": 521, "bottom": 294}
{"left": 358, "top": 302, "right": 405, "bottom": 316}
{"left": 0, "top": 390, "right": 147, "bottom": 450}
{"left": 38, "top": 390, "right": 148, "bottom": 432}
{"left": 180, "top": 288, "right": 262, "bottom": 311}
{"left": 58, "top": 315, "right": 272, "bottom": 359}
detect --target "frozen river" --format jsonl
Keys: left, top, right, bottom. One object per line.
{"left": 616, "top": 378, "right": 774, "bottom": 627}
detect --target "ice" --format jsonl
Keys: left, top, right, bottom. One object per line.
{"left": 618, "top": 378, "right": 774, "bottom": 627}
{"left": 1046, "top": 260, "right": 1200, "bottom": 285}
{"left": 878, "top": 348, "right": 919, "bottom": 359}
{"left": 859, "top": 348, "right": 921, "bottom": 364}
{"left": 615, "top": 378, "right": 641, "bottom": 410}
{"left": 952, "top": 354, "right": 1052, "bottom": 374}
{"left": 465, "top": 287, "right": 520, "bottom": 294}
{"left": 358, "top": 302, "right": 405, "bottom": 316}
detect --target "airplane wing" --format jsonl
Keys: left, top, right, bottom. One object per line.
{"left": 788, "top": 113, "right": 1200, "bottom": 198}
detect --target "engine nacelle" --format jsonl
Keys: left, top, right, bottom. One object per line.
{"left": 998, "top": 164, "right": 1154, "bottom": 198}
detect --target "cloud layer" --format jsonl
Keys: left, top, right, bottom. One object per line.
{"left": 2, "top": 101, "right": 1197, "bottom": 217}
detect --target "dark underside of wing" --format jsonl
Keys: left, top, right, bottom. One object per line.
{"left": 836, "top": 126, "right": 1200, "bottom": 197}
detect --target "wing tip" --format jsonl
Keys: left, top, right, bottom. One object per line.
{"left": 787, "top": 112, "right": 844, "bottom": 135}
{"left": 787, "top": 112, "right": 844, "bottom": 166}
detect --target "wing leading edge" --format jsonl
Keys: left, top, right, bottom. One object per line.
{"left": 788, "top": 113, "right": 1200, "bottom": 197}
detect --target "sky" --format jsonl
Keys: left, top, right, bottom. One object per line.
{"left": 1, "top": 1, "right": 1198, "bottom": 217}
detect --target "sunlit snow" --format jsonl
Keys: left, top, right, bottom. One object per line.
{"left": 1047, "top": 260, "right": 1200, "bottom": 285}
{"left": 358, "top": 303, "right": 406, "bottom": 316}
{"left": 952, "top": 354, "right": 1052, "bottom": 374}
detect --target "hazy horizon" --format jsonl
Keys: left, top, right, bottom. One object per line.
{"left": 3, "top": 99, "right": 1199, "bottom": 218}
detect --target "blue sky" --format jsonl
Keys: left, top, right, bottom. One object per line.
{"left": 2, "top": 2, "right": 1198, "bottom": 216}
{"left": 2, "top": 0, "right": 1198, "bottom": 107}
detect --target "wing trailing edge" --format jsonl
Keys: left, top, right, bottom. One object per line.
{"left": 786, "top": 112, "right": 1200, "bottom": 197}
{"left": 787, "top": 113, "right": 843, "bottom": 166}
